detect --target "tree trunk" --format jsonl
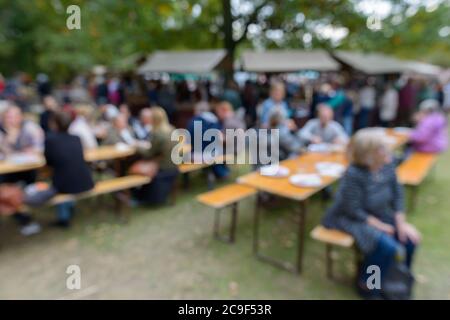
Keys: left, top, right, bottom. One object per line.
{"left": 222, "top": 0, "right": 235, "bottom": 81}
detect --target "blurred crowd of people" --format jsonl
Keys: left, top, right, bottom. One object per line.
{"left": 0, "top": 69, "right": 449, "bottom": 300}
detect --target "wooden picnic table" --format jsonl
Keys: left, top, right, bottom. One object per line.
{"left": 236, "top": 128, "right": 409, "bottom": 274}
{"left": 385, "top": 128, "right": 410, "bottom": 150}
{"left": 237, "top": 152, "right": 347, "bottom": 274}
{"left": 0, "top": 145, "right": 138, "bottom": 176}
{"left": 0, "top": 156, "right": 46, "bottom": 175}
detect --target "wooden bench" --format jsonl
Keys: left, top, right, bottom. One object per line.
{"left": 46, "top": 175, "right": 151, "bottom": 221}
{"left": 196, "top": 183, "right": 257, "bottom": 243}
{"left": 178, "top": 153, "right": 235, "bottom": 190}
{"left": 311, "top": 225, "right": 360, "bottom": 280}
{"left": 397, "top": 152, "right": 438, "bottom": 210}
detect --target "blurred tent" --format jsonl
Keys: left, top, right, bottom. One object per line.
{"left": 403, "top": 60, "right": 442, "bottom": 77}
{"left": 241, "top": 50, "right": 340, "bottom": 73}
{"left": 137, "top": 49, "right": 227, "bottom": 74}
{"left": 333, "top": 51, "right": 408, "bottom": 75}
{"left": 111, "top": 53, "right": 146, "bottom": 72}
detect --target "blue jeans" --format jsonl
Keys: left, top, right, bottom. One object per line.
{"left": 358, "top": 108, "right": 372, "bottom": 129}
{"left": 343, "top": 115, "right": 353, "bottom": 136}
{"left": 359, "top": 232, "right": 416, "bottom": 294}
{"left": 25, "top": 186, "right": 74, "bottom": 223}
{"left": 56, "top": 202, "right": 74, "bottom": 222}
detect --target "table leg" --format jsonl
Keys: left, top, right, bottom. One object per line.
{"left": 252, "top": 195, "right": 307, "bottom": 275}
{"left": 296, "top": 200, "right": 307, "bottom": 274}
{"left": 253, "top": 193, "right": 261, "bottom": 255}
{"left": 114, "top": 159, "right": 122, "bottom": 177}
{"left": 229, "top": 203, "right": 238, "bottom": 243}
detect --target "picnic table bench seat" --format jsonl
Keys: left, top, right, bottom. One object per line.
{"left": 397, "top": 152, "right": 437, "bottom": 186}
{"left": 49, "top": 175, "right": 151, "bottom": 205}
{"left": 397, "top": 152, "right": 438, "bottom": 210}
{"left": 32, "top": 175, "right": 152, "bottom": 222}
{"left": 311, "top": 225, "right": 359, "bottom": 280}
{"left": 197, "top": 183, "right": 257, "bottom": 243}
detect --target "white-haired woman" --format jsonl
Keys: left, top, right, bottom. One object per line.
{"left": 322, "top": 128, "right": 421, "bottom": 299}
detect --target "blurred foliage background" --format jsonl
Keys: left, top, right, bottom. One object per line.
{"left": 0, "top": 0, "right": 448, "bottom": 79}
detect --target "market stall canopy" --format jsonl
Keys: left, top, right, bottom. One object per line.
{"left": 137, "top": 49, "right": 227, "bottom": 74}
{"left": 403, "top": 60, "right": 442, "bottom": 76}
{"left": 333, "top": 51, "right": 408, "bottom": 75}
{"left": 241, "top": 50, "right": 340, "bottom": 72}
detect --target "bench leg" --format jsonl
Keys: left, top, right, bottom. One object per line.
{"left": 409, "top": 186, "right": 419, "bottom": 212}
{"left": 114, "top": 191, "right": 131, "bottom": 223}
{"left": 213, "top": 208, "right": 221, "bottom": 239}
{"left": 206, "top": 168, "right": 215, "bottom": 190}
{"left": 326, "top": 244, "right": 334, "bottom": 280}
{"left": 229, "top": 203, "right": 238, "bottom": 243}
{"left": 169, "top": 178, "right": 178, "bottom": 206}
{"left": 213, "top": 203, "right": 238, "bottom": 244}
{"left": 354, "top": 246, "right": 362, "bottom": 286}
{"left": 182, "top": 173, "right": 190, "bottom": 189}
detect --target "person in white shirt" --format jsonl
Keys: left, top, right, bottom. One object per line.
{"left": 443, "top": 81, "right": 450, "bottom": 112}
{"left": 298, "top": 104, "right": 349, "bottom": 146}
{"left": 379, "top": 83, "right": 399, "bottom": 127}
{"left": 132, "top": 107, "right": 153, "bottom": 140}
{"left": 68, "top": 106, "right": 98, "bottom": 149}
{"left": 358, "top": 78, "right": 377, "bottom": 128}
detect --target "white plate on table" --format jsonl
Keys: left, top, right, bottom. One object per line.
{"left": 8, "top": 153, "right": 41, "bottom": 165}
{"left": 289, "top": 173, "right": 322, "bottom": 188}
{"left": 307, "top": 143, "right": 332, "bottom": 153}
{"left": 115, "top": 143, "right": 132, "bottom": 152}
{"left": 259, "top": 165, "right": 290, "bottom": 178}
{"left": 315, "top": 162, "right": 345, "bottom": 177}
{"left": 393, "top": 127, "right": 412, "bottom": 135}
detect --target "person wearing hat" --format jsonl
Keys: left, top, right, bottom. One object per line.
{"left": 409, "top": 99, "right": 448, "bottom": 153}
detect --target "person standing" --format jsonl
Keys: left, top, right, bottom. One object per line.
{"left": 358, "top": 78, "right": 377, "bottom": 129}
{"left": 397, "top": 78, "right": 417, "bottom": 126}
{"left": 379, "top": 83, "right": 399, "bottom": 128}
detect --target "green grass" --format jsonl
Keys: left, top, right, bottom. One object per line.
{"left": 0, "top": 153, "right": 449, "bottom": 299}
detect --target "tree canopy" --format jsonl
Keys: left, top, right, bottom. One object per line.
{"left": 0, "top": 0, "right": 448, "bottom": 79}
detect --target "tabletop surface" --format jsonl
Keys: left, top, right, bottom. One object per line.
{"left": 237, "top": 128, "right": 409, "bottom": 201}
{"left": 238, "top": 152, "right": 348, "bottom": 201}
{"left": 0, "top": 145, "right": 137, "bottom": 175}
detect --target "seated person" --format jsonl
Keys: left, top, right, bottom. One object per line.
{"left": 0, "top": 103, "right": 44, "bottom": 156}
{"left": 259, "top": 82, "right": 292, "bottom": 129}
{"left": 322, "top": 128, "right": 421, "bottom": 299}
{"left": 104, "top": 114, "right": 139, "bottom": 146}
{"left": 92, "top": 103, "right": 119, "bottom": 141}
{"left": 409, "top": 99, "right": 448, "bottom": 153}
{"left": 25, "top": 111, "right": 95, "bottom": 227}
{"left": 187, "top": 101, "right": 229, "bottom": 179}
{"left": 39, "top": 95, "right": 59, "bottom": 134}
{"left": 215, "top": 101, "right": 246, "bottom": 131}
{"left": 0, "top": 104, "right": 44, "bottom": 185}
{"left": 69, "top": 105, "right": 98, "bottom": 150}
{"left": 131, "top": 107, "right": 178, "bottom": 204}
{"left": 131, "top": 107, "right": 152, "bottom": 141}
{"left": 298, "top": 104, "right": 348, "bottom": 146}
{"left": 268, "top": 110, "right": 303, "bottom": 160}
